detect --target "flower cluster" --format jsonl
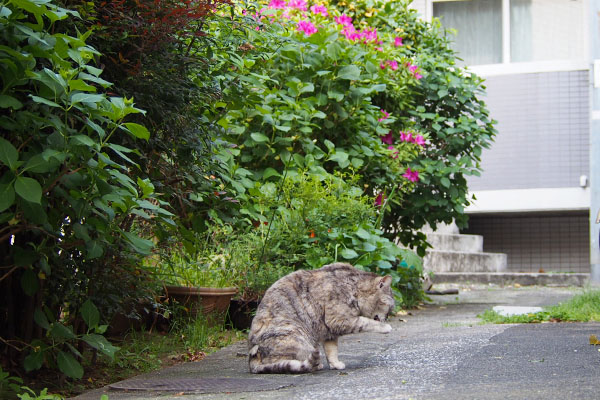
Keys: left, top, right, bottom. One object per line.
{"left": 260, "top": 1, "right": 424, "bottom": 81}
{"left": 403, "top": 168, "right": 419, "bottom": 182}
{"left": 380, "top": 60, "right": 398, "bottom": 70}
{"left": 407, "top": 62, "right": 423, "bottom": 80}
{"left": 400, "top": 131, "right": 425, "bottom": 146}
{"left": 310, "top": 4, "right": 328, "bottom": 16}
{"left": 380, "top": 130, "right": 426, "bottom": 147}
{"left": 377, "top": 109, "right": 390, "bottom": 122}
{"left": 297, "top": 19, "right": 318, "bottom": 36}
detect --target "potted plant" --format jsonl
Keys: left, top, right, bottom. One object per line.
{"left": 155, "top": 249, "right": 238, "bottom": 325}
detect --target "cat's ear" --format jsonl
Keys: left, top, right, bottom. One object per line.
{"left": 378, "top": 275, "right": 392, "bottom": 289}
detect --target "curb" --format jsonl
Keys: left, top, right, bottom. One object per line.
{"left": 431, "top": 272, "right": 590, "bottom": 287}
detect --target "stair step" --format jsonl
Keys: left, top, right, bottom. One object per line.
{"left": 426, "top": 233, "right": 483, "bottom": 253}
{"left": 424, "top": 250, "right": 507, "bottom": 273}
{"left": 431, "top": 272, "right": 589, "bottom": 287}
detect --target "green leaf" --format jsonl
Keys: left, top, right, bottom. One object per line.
{"left": 20, "top": 268, "right": 39, "bottom": 296}
{"left": 80, "top": 299, "right": 100, "bottom": 329}
{"left": 82, "top": 334, "right": 119, "bottom": 359}
{"left": 49, "top": 323, "right": 76, "bottom": 340}
{"left": 326, "top": 42, "right": 342, "bottom": 60}
{"left": 24, "top": 349, "right": 44, "bottom": 372}
{"left": 263, "top": 168, "right": 281, "bottom": 180}
{"left": 122, "top": 231, "right": 153, "bottom": 255}
{"left": 71, "top": 135, "right": 96, "bottom": 147}
{"left": 29, "top": 95, "right": 61, "bottom": 108}
{"left": 34, "top": 308, "right": 50, "bottom": 330}
{"left": 0, "top": 94, "right": 23, "bottom": 109}
{"left": 0, "top": 137, "right": 18, "bottom": 170}
{"left": 23, "top": 153, "right": 57, "bottom": 173}
{"left": 87, "top": 240, "right": 103, "bottom": 259}
{"left": 337, "top": 65, "right": 361, "bottom": 80}
{"left": 122, "top": 122, "right": 150, "bottom": 140}
{"left": 440, "top": 177, "right": 451, "bottom": 188}
{"left": 57, "top": 351, "right": 84, "bottom": 379}
{"left": 15, "top": 176, "right": 42, "bottom": 204}
{"left": 0, "top": 183, "right": 15, "bottom": 212}
{"left": 250, "top": 132, "right": 269, "bottom": 142}
{"left": 68, "top": 79, "right": 97, "bottom": 92}
{"left": 355, "top": 228, "right": 371, "bottom": 240}
{"left": 70, "top": 92, "right": 104, "bottom": 105}
{"left": 340, "top": 248, "right": 359, "bottom": 259}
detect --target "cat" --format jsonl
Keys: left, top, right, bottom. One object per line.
{"left": 248, "top": 262, "right": 395, "bottom": 374}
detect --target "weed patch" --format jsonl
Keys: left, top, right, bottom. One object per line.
{"left": 479, "top": 290, "right": 600, "bottom": 324}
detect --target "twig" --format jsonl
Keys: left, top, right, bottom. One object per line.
{"left": 0, "top": 265, "right": 19, "bottom": 284}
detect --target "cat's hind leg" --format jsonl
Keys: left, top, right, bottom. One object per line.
{"left": 248, "top": 335, "right": 321, "bottom": 374}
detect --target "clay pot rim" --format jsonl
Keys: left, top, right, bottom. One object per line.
{"left": 164, "top": 285, "right": 238, "bottom": 296}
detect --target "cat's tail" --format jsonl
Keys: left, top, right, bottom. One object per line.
{"left": 248, "top": 345, "right": 313, "bottom": 374}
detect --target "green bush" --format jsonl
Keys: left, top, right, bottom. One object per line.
{"left": 213, "top": 0, "right": 496, "bottom": 255}
{"left": 0, "top": 0, "right": 170, "bottom": 380}
{"left": 249, "top": 170, "right": 423, "bottom": 305}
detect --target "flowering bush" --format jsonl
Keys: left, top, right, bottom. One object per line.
{"left": 215, "top": 0, "right": 495, "bottom": 255}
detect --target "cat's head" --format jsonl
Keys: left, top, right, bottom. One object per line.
{"left": 359, "top": 275, "right": 395, "bottom": 322}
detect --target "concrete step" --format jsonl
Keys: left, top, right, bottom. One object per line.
{"left": 431, "top": 272, "right": 589, "bottom": 287}
{"left": 421, "top": 222, "right": 459, "bottom": 234}
{"left": 424, "top": 250, "right": 507, "bottom": 273}
{"left": 426, "top": 233, "right": 483, "bottom": 253}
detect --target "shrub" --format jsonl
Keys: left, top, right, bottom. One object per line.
{"left": 249, "top": 170, "right": 423, "bottom": 305}
{"left": 214, "top": 0, "right": 496, "bottom": 255}
{"left": 0, "top": 0, "right": 170, "bottom": 380}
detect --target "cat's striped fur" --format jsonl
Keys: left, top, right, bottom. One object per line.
{"left": 248, "top": 263, "right": 394, "bottom": 373}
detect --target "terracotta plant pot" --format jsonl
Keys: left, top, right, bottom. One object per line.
{"left": 164, "top": 285, "right": 238, "bottom": 325}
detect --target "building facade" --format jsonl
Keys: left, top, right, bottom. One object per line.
{"left": 411, "top": 0, "right": 591, "bottom": 273}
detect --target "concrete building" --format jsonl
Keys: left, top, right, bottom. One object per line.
{"left": 411, "top": 0, "right": 592, "bottom": 275}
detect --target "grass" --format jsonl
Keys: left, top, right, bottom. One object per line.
{"left": 19, "top": 317, "right": 245, "bottom": 399}
{"left": 479, "top": 290, "right": 600, "bottom": 324}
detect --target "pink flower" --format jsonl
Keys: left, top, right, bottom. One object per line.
{"left": 297, "top": 19, "right": 317, "bottom": 36}
{"left": 388, "top": 60, "right": 398, "bottom": 71}
{"left": 268, "top": 0, "right": 287, "bottom": 8}
{"left": 375, "top": 193, "right": 386, "bottom": 207}
{"left": 412, "top": 134, "right": 425, "bottom": 146}
{"left": 394, "top": 36, "right": 403, "bottom": 47}
{"left": 360, "top": 28, "right": 378, "bottom": 43}
{"left": 376, "top": 47, "right": 383, "bottom": 52}
{"left": 403, "top": 168, "right": 419, "bottom": 182}
{"left": 381, "top": 131, "right": 394, "bottom": 145}
{"left": 341, "top": 25, "right": 361, "bottom": 41}
{"left": 389, "top": 146, "right": 399, "bottom": 159}
{"left": 407, "top": 62, "right": 423, "bottom": 79}
{"left": 288, "top": 0, "right": 307, "bottom": 10}
{"left": 378, "top": 109, "right": 390, "bottom": 122}
{"left": 400, "top": 131, "right": 413, "bottom": 142}
{"left": 380, "top": 62, "right": 387, "bottom": 69}
{"left": 310, "top": 4, "right": 328, "bottom": 16}
{"left": 335, "top": 14, "right": 353, "bottom": 26}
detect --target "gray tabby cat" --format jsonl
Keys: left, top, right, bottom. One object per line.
{"left": 248, "top": 262, "right": 395, "bottom": 373}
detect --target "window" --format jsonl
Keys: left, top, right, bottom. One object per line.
{"left": 432, "top": 0, "right": 586, "bottom": 66}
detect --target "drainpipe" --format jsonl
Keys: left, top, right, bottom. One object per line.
{"left": 591, "top": 0, "right": 600, "bottom": 284}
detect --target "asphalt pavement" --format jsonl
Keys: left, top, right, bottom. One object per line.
{"left": 73, "top": 284, "right": 600, "bottom": 400}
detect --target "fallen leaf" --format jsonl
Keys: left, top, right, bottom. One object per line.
{"left": 589, "top": 334, "right": 600, "bottom": 345}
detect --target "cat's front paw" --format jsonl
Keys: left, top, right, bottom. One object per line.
{"left": 329, "top": 361, "right": 346, "bottom": 370}
{"left": 379, "top": 323, "right": 392, "bottom": 334}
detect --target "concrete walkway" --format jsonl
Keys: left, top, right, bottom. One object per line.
{"left": 74, "top": 285, "right": 600, "bottom": 400}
